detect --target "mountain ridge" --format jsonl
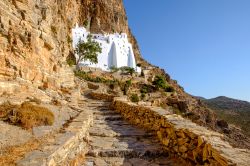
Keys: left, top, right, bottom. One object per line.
{"left": 198, "top": 95, "right": 250, "bottom": 137}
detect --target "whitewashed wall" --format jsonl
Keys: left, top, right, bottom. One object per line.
{"left": 72, "top": 25, "right": 141, "bottom": 72}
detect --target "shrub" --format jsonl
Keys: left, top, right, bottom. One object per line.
{"left": 164, "top": 85, "right": 175, "bottom": 92}
{"left": 83, "top": 20, "right": 88, "bottom": 27}
{"left": 66, "top": 52, "right": 76, "bottom": 66}
{"left": 141, "top": 93, "right": 146, "bottom": 100}
{"left": 0, "top": 102, "right": 54, "bottom": 129}
{"left": 153, "top": 75, "right": 167, "bottom": 89}
{"left": 121, "top": 80, "right": 132, "bottom": 95}
{"left": 153, "top": 75, "right": 175, "bottom": 92}
{"left": 67, "top": 35, "right": 72, "bottom": 44}
{"left": 108, "top": 80, "right": 119, "bottom": 90}
{"left": 67, "top": 59, "right": 75, "bottom": 67}
{"left": 130, "top": 94, "right": 139, "bottom": 103}
{"left": 140, "top": 86, "right": 148, "bottom": 94}
{"left": 126, "top": 80, "right": 132, "bottom": 86}
{"left": 110, "top": 66, "right": 119, "bottom": 73}
{"left": 120, "top": 66, "right": 135, "bottom": 75}
{"left": 127, "top": 67, "right": 135, "bottom": 75}
{"left": 74, "top": 70, "right": 114, "bottom": 84}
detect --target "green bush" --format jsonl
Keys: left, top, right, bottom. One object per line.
{"left": 164, "top": 85, "right": 175, "bottom": 92}
{"left": 66, "top": 59, "right": 75, "bottom": 67}
{"left": 120, "top": 66, "right": 135, "bottom": 75}
{"left": 121, "top": 80, "right": 132, "bottom": 95}
{"left": 74, "top": 70, "right": 119, "bottom": 85}
{"left": 140, "top": 85, "right": 148, "bottom": 94}
{"left": 66, "top": 52, "right": 76, "bottom": 67}
{"left": 67, "top": 35, "right": 72, "bottom": 44}
{"left": 127, "top": 67, "right": 135, "bottom": 75}
{"left": 110, "top": 66, "right": 119, "bottom": 73}
{"left": 83, "top": 20, "right": 88, "bottom": 27}
{"left": 153, "top": 75, "right": 167, "bottom": 89}
{"left": 141, "top": 93, "right": 146, "bottom": 100}
{"left": 130, "top": 94, "right": 139, "bottom": 103}
{"left": 74, "top": 70, "right": 104, "bottom": 83}
{"left": 126, "top": 80, "right": 132, "bottom": 86}
{"left": 153, "top": 75, "right": 175, "bottom": 92}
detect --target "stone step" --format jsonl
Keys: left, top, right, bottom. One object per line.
{"left": 87, "top": 106, "right": 111, "bottom": 110}
{"left": 88, "top": 135, "right": 162, "bottom": 150}
{"left": 88, "top": 101, "right": 111, "bottom": 105}
{"left": 86, "top": 148, "right": 168, "bottom": 158}
{"left": 84, "top": 156, "right": 182, "bottom": 166}
{"left": 92, "top": 119, "right": 132, "bottom": 127}
{"left": 89, "top": 127, "right": 152, "bottom": 138}
{"left": 94, "top": 115, "right": 123, "bottom": 121}
{"left": 93, "top": 110, "right": 120, "bottom": 116}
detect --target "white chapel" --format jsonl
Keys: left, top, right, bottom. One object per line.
{"left": 72, "top": 24, "right": 141, "bottom": 73}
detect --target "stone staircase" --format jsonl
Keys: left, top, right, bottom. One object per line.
{"left": 16, "top": 97, "right": 93, "bottom": 166}
{"left": 83, "top": 99, "right": 186, "bottom": 166}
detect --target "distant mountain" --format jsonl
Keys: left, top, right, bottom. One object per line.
{"left": 204, "top": 96, "right": 250, "bottom": 112}
{"left": 200, "top": 96, "right": 250, "bottom": 137}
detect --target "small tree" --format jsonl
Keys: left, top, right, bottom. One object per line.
{"left": 75, "top": 35, "right": 102, "bottom": 66}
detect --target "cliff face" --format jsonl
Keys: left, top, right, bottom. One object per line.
{"left": 0, "top": 0, "right": 141, "bottom": 90}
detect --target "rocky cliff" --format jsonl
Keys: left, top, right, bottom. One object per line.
{"left": 0, "top": 0, "right": 141, "bottom": 91}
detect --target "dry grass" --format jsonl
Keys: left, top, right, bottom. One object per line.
{"left": 0, "top": 132, "right": 58, "bottom": 165}
{"left": 0, "top": 101, "right": 54, "bottom": 129}
{"left": 0, "top": 138, "right": 41, "bottom": 166}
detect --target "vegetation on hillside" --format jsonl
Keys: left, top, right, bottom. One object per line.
{"left": 130, "top": 94, "right": 139, "bottom": 103}
{"left": 202, "top": 96, "right": 250, "bottom": 137}
{"left": 153, "top": 75, "right": 175, "bottom": 92}
{"left": 110, "top": 66, "right": 136, "bottom": 76}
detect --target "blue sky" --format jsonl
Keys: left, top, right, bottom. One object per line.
{"left": 124, "top": 0, "right": 250, "bottom": 101}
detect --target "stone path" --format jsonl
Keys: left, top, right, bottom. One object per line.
{"left": 83, "top": 99, "right": 183, "bottom": 166}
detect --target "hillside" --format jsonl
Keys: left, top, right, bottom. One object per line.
{"left": 0, "top": 0, "right": 250, "bottom": 165}
{"left": 202, "top": 96, "right": 250, "bottom": 137}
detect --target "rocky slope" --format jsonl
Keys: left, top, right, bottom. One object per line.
{"left": 201, "top": 96, "right": 250, "bottom": 137}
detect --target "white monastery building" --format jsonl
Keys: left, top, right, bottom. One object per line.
{"left": 72, "top": 24, "right": 141, "bottom": 73}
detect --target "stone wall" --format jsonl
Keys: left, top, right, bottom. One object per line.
{"left": 111, "top": 97, "right": 250, "bottom": 166}
{"left": 89, "top": 91, "right": 117, "bottom": 102}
